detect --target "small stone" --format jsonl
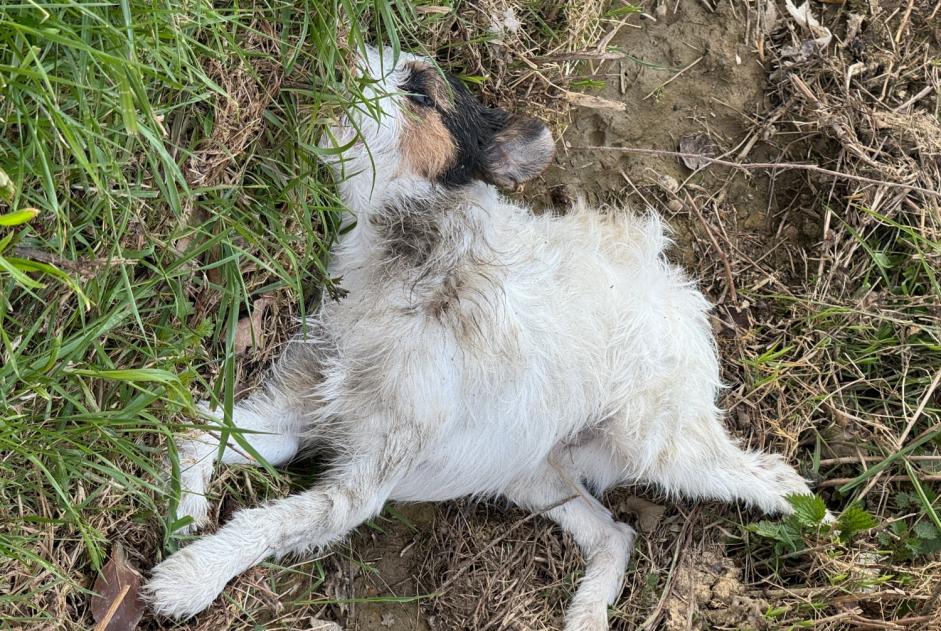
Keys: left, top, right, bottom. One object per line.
{"left": 658, "top": 174, "right": 679, "bottom": 194}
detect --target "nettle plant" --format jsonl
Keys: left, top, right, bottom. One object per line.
{"left": 748, "top": 494, "right": 877, "bottom": 561}
{"left": 880, "top": 490, "right": 941, "bottom": 561}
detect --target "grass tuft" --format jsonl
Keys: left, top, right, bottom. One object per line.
{"left": 0, "top": 0, "right": 408, "bottom": 625}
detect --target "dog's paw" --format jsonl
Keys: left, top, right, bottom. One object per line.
{"left": 174, "top": 491, "right": 211, "bottom": 534}
{"left": 144, "top": 547, "right": 228, "bottom": 619}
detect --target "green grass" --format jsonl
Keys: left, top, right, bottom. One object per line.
{"left": 731, "top": 194, "right": 941, "bottom": 622}
{"left": 0, "top": 0, "right": 420, "bottom": 624}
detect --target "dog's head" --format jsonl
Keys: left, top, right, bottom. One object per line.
{"left": 323, "top": 46, "right": 555, "bottom": 210}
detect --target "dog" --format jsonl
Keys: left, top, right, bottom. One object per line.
{"left": 145, "top": 45, "right": 816, "bottom": 630}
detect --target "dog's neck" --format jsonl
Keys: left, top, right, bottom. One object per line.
{"left": 331, "top": 178, "right": 501, "bottom": 280}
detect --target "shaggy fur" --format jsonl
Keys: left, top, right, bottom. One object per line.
{"left": 145, "top": 46, "right": 816, "bottom": 630}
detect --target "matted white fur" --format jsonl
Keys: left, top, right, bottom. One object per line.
{"left": 145, "top": 46, "right": 815, "bottom": 629}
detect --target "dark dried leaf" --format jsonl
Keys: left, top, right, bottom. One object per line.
{"left": 233, "top": 296, "right": 274, "bottom": 355}
{"left": 618, "top": 496, "right": 666, "bottom": 533}
{"left": 90, "top": 543, "right": 144, "bottom": 631}
{"left": 678, "top": 134, "right": 717, "bottom": 171}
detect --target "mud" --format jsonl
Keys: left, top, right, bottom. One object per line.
{"left": 662, "top": 545, "right": 769, "bottom": 630}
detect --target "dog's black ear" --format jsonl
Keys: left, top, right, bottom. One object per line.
{"left": 481, "top": 116, "right": 555, "bottom": 188}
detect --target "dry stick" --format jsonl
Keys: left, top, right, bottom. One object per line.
{"left": 572, "top": 146, "right": 941, "bottom": 199}
{"left": 849, "top": 615, "right": 932, "bottom": 630}
{"left": 898, "top": 368, "right": 941, "bottom": 447}
{"left": 642, "top": 56, "right": 703, "bottom": 101}
{"left": 11, "top": 246, "right": 135, "bottom": 276}
{"left": 93, "top": 584, "right": 130, "bottom": 631}
{"left": 894, "top": 0, "right": 917, "bottom": 44}
{"left": 684, "top": 192, "right": 738, "bottom": 304}
{"left": 893, "top": 84, "right": 936, "bottom": 112}
{"left": 820, "top": 455, "right": 941, "bottom": 466}
{"left": 435, "top": 494, "right": 578, "bottom": 595}
{"left": 754, "top": 586, "right": 915, "bottom": 600}
{"left": 819, "top": 475, "right": 941, "bottom": 488}
{"left": 922, "top": 574, "right": 941, "bottom": 617}
{"left": 806, "top": 610, "right": 861, "bottom": 628}
{"left": 638, "top": 507, "right": 700, "bottom": 631}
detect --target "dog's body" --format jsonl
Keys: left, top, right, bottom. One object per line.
{"left": 146, "top": 47, "right": 814, "bottom": 630}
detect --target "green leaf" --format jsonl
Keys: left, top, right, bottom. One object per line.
{"left": 787, "top": 494, "right": 827, "bottom": 527}
{"left": 606, "top": 3, "right": 643, "bottom": 17}
{"left": 836, "top": 505, "right": 877, "bottom": 542}
{"left": 919, "top": 536, "right": 941, "bottom": 555}
{"left": 66, "top": 367, "right": 180, "bottom": 383}
{"left": 0, "top": 253, "right": 45, "bottom": 289}
{"left": 913, "top": 521, "right": 938, "bottom": 541}
{"left": 895, "top": 491, "right": 916, "bottom": 509}
{"left": 0, "top": 208, "right": 39, "bottom": 226}
{"left": 748, "top": 519, "right": 802, "bottom": 550}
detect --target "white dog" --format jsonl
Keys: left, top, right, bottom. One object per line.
{"left": 145, "top": 46, "right": 815, "bottom": 630}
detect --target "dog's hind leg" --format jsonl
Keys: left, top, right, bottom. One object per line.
{"left": 641, "top": 417, "right": 814, "bottom": 516}
{"left": 507, "top": 460, "right": 636, "bottom": 631}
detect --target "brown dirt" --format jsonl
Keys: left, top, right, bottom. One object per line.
{"left": 339, "top": 504, "right": 435, "bottom": 631}
{"left": 661, "top": 545, "right": 769, "bottom": 631}
{"left": 537, "top": 0, "right": 779, "bottom": 261}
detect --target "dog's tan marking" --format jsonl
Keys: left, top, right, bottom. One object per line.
{"left": 401, "top": 104, "right": 456, "bottom": 179}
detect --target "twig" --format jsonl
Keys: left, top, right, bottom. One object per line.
{"left": 643, "top": 56, "right": 703, "bottom": 100}
{"left": 893, "top": 85, "right": 935, "bottom": 112}
{"left": 922, "top": 575, "right": 941, "bottom": 616}
{"left": 855, "top": 369, "right": 941, "bottom": 499}
{"left": 849, "top": 613, "right": 933, "bottom": 630}
{"left": 819, "top": 455, "right": 941, "bottom": 466}
{"left": 93, "top": 584, "right": 130, "bottom": 631}
{"left": 754, "top": 587, "right": 917, "bottom": 601}
{"left": 898, "top": 369, "right": 941, "bottom": 448}
{"left": 684, "top": 192, "right": 738, "bottom": 304}
{"left": 535, "top": 51, "right": 626, "bottom": 63}
{"left": 805, "top": 610, "right": 862, "bottom": 627}
{"left": 571, "top": 146, "right": 941, "bottom": 199}
{"left": 820, "top": 475, "right": 941, "bottom": 488}
{"left": 894, "top": 0, "right": 916, "bottom": 44}
{"left": 638, "top": 507, "right": 699, "bottom": 630}
{"left": 11, "top": 246, "right": 135, "bottom": 276}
